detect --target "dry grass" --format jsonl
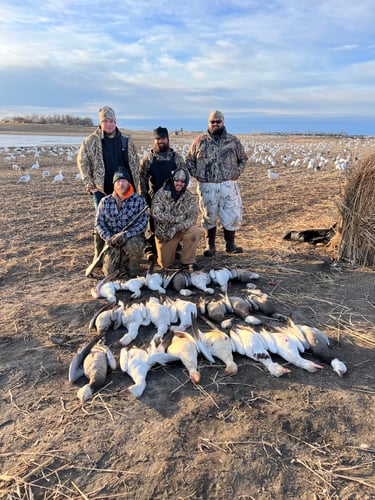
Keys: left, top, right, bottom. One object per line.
{"left": 334, "top": 153, "right": 375, "bottom": 267}
{"left": 0, "top": 128, "right": 374, "bottom": 499}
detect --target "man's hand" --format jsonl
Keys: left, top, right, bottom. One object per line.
{"left": 108, "top": 232, "right": 127, "bottom": 247}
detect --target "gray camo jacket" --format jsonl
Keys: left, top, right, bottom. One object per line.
{"left": 185, "top": 128, "right": 248, "bottom": 183}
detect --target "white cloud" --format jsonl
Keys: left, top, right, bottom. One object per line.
{"left": 1, "top": 0, "right": 375, "bottom": 133}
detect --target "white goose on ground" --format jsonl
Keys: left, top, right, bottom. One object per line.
{"left": 120, "top": 346, "right": 170, "bottom": 398}
{"left": 162, "top": 296, "right": 197, "bottom": 332}
{"left": 53, "top": 170, "right": 64, "bottom": 182}
{"left": 190, "top": 271, "right": 214, "bottom": 294}
{"left": 16, "top": 172, "right": 30, "bottom": 183}
{"left": 192, "top": 314, "right": 237, "bottom": 375}
{"left": 145, "top": 262, "right": 166, "bottom": 294}
{"left": 267, "top": 169, "right": 279, "bottom": 180}
{"left": 145, "top": 296, "right": 176, "bottom": 341}
{"left": 120, "top": 276, "right": 145, "bottom": 299}
{"left": 286, "top": 317, "right": 347, "bottom": 376}
{"left": 260, "top": 327, "right": 324, "bottom": 372}
{"left": 119, "top": 302, "right": 150, "bottom": 345}
{"left": 230, "top": 268, "right": 260, "bottom": 284}
{"left": 148, "top": 329, "right": 201, "bottom": 384}
{"left": 230, "top": 324, "right": 290, "bottom": 377}
{"left": 208, "top": 268, "right": 233, "bottom": 292}
{"left": 91, "top": 273, "right": 121, "bottom": 303}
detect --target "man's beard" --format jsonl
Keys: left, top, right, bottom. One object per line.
{"left": 210, "top": 126, "right": 224, "bottom": 136}
{"left": 154, "top": 142, "right": 169, "bottom": 153}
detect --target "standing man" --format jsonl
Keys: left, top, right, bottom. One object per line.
{"left": 77, "top": 106, "right": 140, "bottom": 275}
{"left": 185, "top": 110, "right": 248, "bottom": 256}
{"left": 139, "top": 126, "right": 185, "bottom": 262}
{"left": 151, "top": 168, "right": 201, "bottom": 270}
{"left": 95, "top": 170, "right": 147, "bottom": 278}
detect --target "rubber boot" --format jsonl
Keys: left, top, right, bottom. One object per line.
{"left": 224, "top": 229, "right": 243, "bottom": 254}
{"left": 203, "top": 227, "right": 216, "bottom": 257}
{"left": 86, "top": 231, "right": 105, "bottom": 275}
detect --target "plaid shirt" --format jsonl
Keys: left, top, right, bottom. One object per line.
{"left": 95, "top": 192, "right": 148, "bottom": 241}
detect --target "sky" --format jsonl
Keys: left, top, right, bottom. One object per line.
{"left": 1, "top": 0, "right": 375, "bottom": 135}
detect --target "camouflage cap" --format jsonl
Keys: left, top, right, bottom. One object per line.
{"left": 172, "top": 168, "right": 188, "bottom": 183}
{"left": 99, "top": 105, "right": 116, "bottom": 123}
{"left": 208, "top": 110, "right": 224, "bottom": 122}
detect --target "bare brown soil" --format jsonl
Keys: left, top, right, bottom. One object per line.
{"left": 0, "top": 127, "right": 374, "bottom": 499}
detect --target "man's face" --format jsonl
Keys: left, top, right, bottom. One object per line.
{"left": 101, "top": 118, "right": 116, "bottom": 137}
{"left": 154, "top": 136, "right": 169, "bottom": 153}
{"left": 114, "top": 178, "right": 130, "bottom": 196}
{"left": 208, "top": 118, "right": 224, "bottom": 135}
{"left": 173, "top": 178, "right": 186, "bottom": 192}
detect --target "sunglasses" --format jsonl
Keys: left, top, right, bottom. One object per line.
{"left": 209, "top": 120, "right": 222, "bottom": 124}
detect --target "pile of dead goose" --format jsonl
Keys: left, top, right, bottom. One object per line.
{"left": 69, "top": 265, "right": 347, "bottom": 403}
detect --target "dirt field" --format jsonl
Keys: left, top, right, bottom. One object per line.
{"left": 0, "top": 125, "right": 374, "bottom": 499}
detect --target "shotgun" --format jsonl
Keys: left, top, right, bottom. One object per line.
{"left": 85, "top": 204, "right": 148, "bottom": 277}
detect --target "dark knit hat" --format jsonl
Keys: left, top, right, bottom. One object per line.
{"left": 113, "top": 169, "right": 131, "bottom": 183}
{"left": 99, "top": 105, "right": 116, "bottom": 123}
{"left": 153, "top": 126, "right": 169, "bottom": 139}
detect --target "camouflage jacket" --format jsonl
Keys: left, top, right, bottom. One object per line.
{"left": 77, "top": 127, "right": 139, "bottom": 194}
{"left": 139, "top": 149, "right": 185, "bottom": 203}
{"left": 185, "top": 128, "right": 248, "bottom": 183}
{"left": 151, "top": 182, "right": 199, "bottom": 242}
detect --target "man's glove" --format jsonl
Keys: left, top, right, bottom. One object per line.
{"left": 108, "top": 232, "right": 127, "bottom": 248}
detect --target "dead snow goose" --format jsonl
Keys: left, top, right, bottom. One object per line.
{"left": 148, "top": 329, "right": 200, "bottom": 384}
{"left": 287, "top": 318, "right": 347, "bottom": 376}
{"left": 190, "top": 270, "right": 214, "bottom": 294}
{"left": 244, "top": 290, "right": 288, "bottom": 322}
{"left": 120, "top": 346, "right": 174, "bottom": 397}
{"left": 69, "top": 334, "right": 104, "bottom": 383}
{"left": 163, "top": 296, "right": 197, "bottom": 332}
{"left": 120, "top": 276, "right": 145, "bottom": 299}
{"left": 230, "top": 324, "right": 290, "bottom": 377}
{"left": 91, "top": 272, "right": 121, "bottom": 303}
{"left": 145, "top": 296, "right": 175, "bottom": 341}
{"left": 120, "top": 346, "right": 151, "bottom": 398}
{"left": 145, "top": 262, "right": 166, "bottom": 294}
{"left": 119, "top": 302, "right": 150, "bottom": 345}
{"left": 208, "top": 268, "right": 233, "bottom": 292}
{"left": 192, "top": 314, "right": 237, "bottom": 375}
{"left": 261, "top": 327, "right": 324, "bottom": 373}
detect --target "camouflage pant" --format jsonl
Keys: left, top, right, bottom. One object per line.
{"left": 197, "top": 180, "right": 243, "bottom": 231}
{"left": 102, "top": 235, "right": 144, "bottom": 278}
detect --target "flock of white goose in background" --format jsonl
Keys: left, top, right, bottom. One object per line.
{"left": 2, "top": 134, "right": 375, "bottom": 186}
{"left": 68, "top": 265, "right": 347, "bottom": 403}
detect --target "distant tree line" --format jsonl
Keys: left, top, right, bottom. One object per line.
{"left": 4, "top": 114, "right": 94, "bottom": 126}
